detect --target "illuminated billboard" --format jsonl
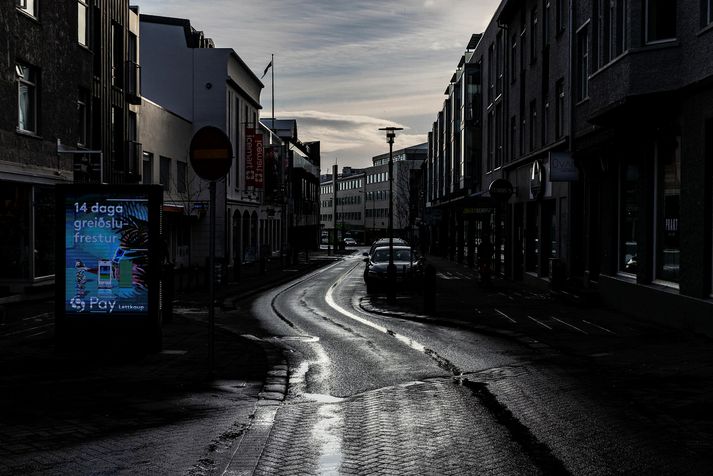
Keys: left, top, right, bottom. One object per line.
{"left": 56, "top": 185, "right": 162, "bottom": 322}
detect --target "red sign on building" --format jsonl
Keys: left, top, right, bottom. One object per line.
{"left": 245, "top": 128, "right": 255, "bottom": 187}
{"left": 254, "top": 132, "right": 264, "bottom": 189}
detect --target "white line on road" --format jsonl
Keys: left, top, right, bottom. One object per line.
{"left": 325, "top": 272, "right": 426, "bottom": 354}
{"left": 494, "top": 308, "right": 517, "bottom": 323}
{"left": 527, "top": 315, "right": 552, "bottom": 330}
{"left": 582, "top": 319, "right": 616, "bottom": 335}
{"left": 549, "top": 316, "right": 588, "bottom": 334}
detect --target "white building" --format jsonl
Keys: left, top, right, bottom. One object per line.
{"left": 140, "top": 15, "right": 280, "bottom": 271}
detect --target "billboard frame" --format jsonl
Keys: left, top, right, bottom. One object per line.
{"left": 54, "top": 184, "right": 163, "bottom": 351}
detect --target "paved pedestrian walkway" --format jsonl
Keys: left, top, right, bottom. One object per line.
{"left": 360, "top": 253, "right": 713, "bottom": 464}
{"left": 0, "top": 251, "right": 336, "bottom": 475}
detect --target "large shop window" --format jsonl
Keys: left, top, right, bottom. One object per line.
{"left": 656, "top": 136, "right": 681, "bottom": 283}
{"left": 34, "top": 186, "right": 55, "bottom": 278}
{"left": 0, "top": 183, "right": 31, "bottom": 279}
{"left": 620, "top": 162, "right": 639, "bottom": 274}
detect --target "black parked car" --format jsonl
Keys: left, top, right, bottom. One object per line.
{"left": 363, "top": 245, "right": 423, "bottom": 293}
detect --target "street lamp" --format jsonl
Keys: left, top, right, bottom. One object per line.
{"left": 378, "top": 126, "right": 403, "bottom": 302}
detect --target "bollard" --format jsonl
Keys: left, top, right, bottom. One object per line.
{"left": 423, "top": 264, "right": 436, "bottom": 313}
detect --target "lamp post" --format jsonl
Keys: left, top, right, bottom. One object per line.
{"left": 379, "top": 126, "right": 403, "bottom": 302}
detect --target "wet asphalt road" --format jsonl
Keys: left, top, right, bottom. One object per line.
{"left": 245, "top": 250, "right": 710, "bottom": 475}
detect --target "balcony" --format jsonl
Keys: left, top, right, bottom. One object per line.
{"left": 125, "top": 60, "right": 141, "bottom": 105}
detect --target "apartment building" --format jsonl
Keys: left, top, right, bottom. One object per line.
{"left": 0, "top": 0, "right": 140, "bottom": 292}
{"left": 424, "top": 0, "right": 713, "bottom": 335}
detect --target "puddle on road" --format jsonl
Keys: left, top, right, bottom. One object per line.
{"left": 313, "top": 403, "right": 344, "bottom": 475}
{"left": 302, "top": 393, "right": 345, "bottom": 404}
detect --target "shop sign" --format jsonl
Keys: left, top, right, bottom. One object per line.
{"left": 530, "top": 160, "right": 545, "bottom": 199}
{"left": 245, "top": 128, "right": 255, "bottom": 187}
{"left": 488, "top": 179, "right": 514, "bottom": 201}
{"left": 254, "top": 132, "right": 264, "bottom": 189}
{"left": 463, "top": 207, "right": 493, "bottom": 215}
{"left": 550, "top": 151, "right": 579, "bottom": 181}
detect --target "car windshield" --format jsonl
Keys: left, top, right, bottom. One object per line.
{"left": 372, "top": 248, "right": 413, "bottom": 262}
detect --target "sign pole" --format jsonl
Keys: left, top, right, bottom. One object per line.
{"left": 209, "top": 180, "right": 216, "bottom": 373}
{"left": 189, "top": 126, "right": 234, "bottom": 376}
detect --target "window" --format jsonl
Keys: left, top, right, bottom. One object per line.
{"left": 78, "top": 1, "right": 88, "bottom": 46}
{"left": 16, "top": 64, "right": 37, "bottom": 134}
{"left": 656, "top": 135, "right": 681, "bottom": 283}
{"left": 111, "top": 23, "right": 123, "bottom": 87}
{"left": 594, "top": 0, "right": 627, "bottom": 67}
{"left": 543, "top": 96, "right": 550, "bottom": 145}
{"left": 511, "top": 34, "right": 518, "bottom": 82}
{"left": 510, "top": 115, "right": 517, "bottom": 160}
{"left": 556, "top": 0, "right": 567, "bottom": 33}
{"left": 487, "top": 42, "right": 494, "bottom": 104}
{"left": 77, "top": 90, "right": 88, "bottom": 146}
{"left": 543, "top": 1, "right": 551, "bottom": 46}
{"left": 160, "top": 156, "right": 171, "bottom": 190}
{"left": 177, "top": 162, "right": 187, "bottom": 193}
{"left": 530, "top": 7, "right": 538, "bottom": 63}
{"left": 495, "top": 103, "right": 503, "bottom": 168}
{"left": 702, "top": 0, "right": 713, "bottom": 27}
{"left": 487, "top": 111, "right": 494, "bottom": 171}
{"left": 576, "top": 25, "right": 589, "bottom": 101}
{"left": 143, "top": 152, "right": 153, "bottom": 184}
{"left": 17, "top": 0, "right": 36, "bottom": 16}
{"left": 496, "top": 32, "right": 503, "bottom": 95}
{"left": 529, "top": 100, "right": 537, "bottom": 151}
{"left": 646, "top": 0, "right": 676, "bottom": 43}
{"left": 555, "top": 78, "right": 565, "bottom": 138}
{"left": 620, "top": 160, "right": 639, "bottom": 274}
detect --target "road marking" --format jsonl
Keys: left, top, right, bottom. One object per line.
{"left": 494, "top": 308, "right": 517, "bottom": 323}
{"left": 325, "top": 273, "right": 426, "bottom": 354}
{"left": 549, "top": 316, "right": 588, "bottom": 334}
{"left": 582, "top": 319, "right": 616, "bottom": 335}
{"left": 527, "top": 315, "right": 552, "bottom": 330}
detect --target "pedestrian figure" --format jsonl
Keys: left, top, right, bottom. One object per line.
{"left": 477, "top": 233, "right": 494, "bottom": 287}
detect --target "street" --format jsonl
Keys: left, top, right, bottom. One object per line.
{"left": 1, "top": 250, "right": 712, "bottom": 475}
{"left": 223, "top": 250, "right": 712, "bottom": 474}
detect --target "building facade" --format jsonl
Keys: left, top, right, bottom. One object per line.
{"left": 321, "top": 143, "right": 427, "bottom": 246}
{"left": 423, "top": 0, "right": 713, "bottom": 335}
{"left": 0, "top": 0, "right": 140, "bottom": 293}
{"left": 140, "top": 14, "right": 267, "bottom": 273}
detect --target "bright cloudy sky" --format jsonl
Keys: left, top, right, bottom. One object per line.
{"left": 137, "top": 0, "right": 500, "bottom": 171}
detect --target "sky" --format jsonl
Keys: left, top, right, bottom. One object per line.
{"left": 136, "top": 0, "right": 500, "bottom": 172}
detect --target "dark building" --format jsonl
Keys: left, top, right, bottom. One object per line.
{"left": 0, "top": 0, "right": 141, "bottom": 293}
{"left": 424, "top": 0, "right": 713, "bottom": 335}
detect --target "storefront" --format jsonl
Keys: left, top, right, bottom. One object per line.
{"left": 0, "top": 180, "right": 58, "bottom": 291}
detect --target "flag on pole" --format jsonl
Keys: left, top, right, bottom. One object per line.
{"left": 261, "top": 60, "right": 272, "bottom": 79}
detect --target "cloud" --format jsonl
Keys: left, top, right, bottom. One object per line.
{"left": 137, "top": 0, "right": 500, "bottom": 168}
{"left": 277, "top": 110, "right": 426, "bottom": 170}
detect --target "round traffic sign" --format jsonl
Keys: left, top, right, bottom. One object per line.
{"left": 489, "top": 178, "right": 514, "bottom": 201}
{"left": 189, "top": 126, "right": 233, "bottom": 181}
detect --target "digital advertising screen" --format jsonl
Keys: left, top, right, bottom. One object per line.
{"left": 58, "top": 186, "right": 161, "bottom": 318}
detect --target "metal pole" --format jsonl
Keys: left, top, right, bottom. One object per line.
{"left": 271, "top": 53, "right": 275, "bottom": 122}
{"left": 209, "top": 180, "right": 216, "bottom": 373}
{"left": 387, "top": 138, "right": 395, "bottom": 302}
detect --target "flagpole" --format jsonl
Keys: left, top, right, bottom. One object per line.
{"left": 271, "top": 53, "right": 275, "bottom": 121}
